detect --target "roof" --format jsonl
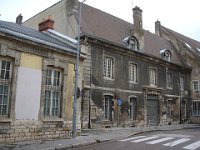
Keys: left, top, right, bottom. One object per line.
{"left": 162, "top": 26, "right": 200, "bottom": 58}
{"left": 79, "top": 4, "right": 182, "bottom": 65}
{"left": 0, "top": 20, "right": 77, "bottom": 54}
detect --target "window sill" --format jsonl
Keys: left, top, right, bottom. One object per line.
{"left": 104, "top": 77, "right": 114, "bottom": 81}
{"left": 0, "top": 118, "right": 12, "bottom": 123}
{"left": 42, "top": 118, "right": 64, "bottom": 122}
{"left": 129, "top": 81, "right": 138, "bottom": 84}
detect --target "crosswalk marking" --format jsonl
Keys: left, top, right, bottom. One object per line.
{"left": 146, "top": 137, "right": 173, "bottom": 144}
{"left": 183, "top": 140, "right": 200, "bottom": 150}
{"left": 131, "top": 136, "right": 158, "bottom": 143}
{"left": 163, "top": 138, "right": 191, "bottom": 147}
{"left": 118, "top": 136, "right": 146, "bottom": 142}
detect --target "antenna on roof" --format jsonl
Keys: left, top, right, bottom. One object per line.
{"left": 131, "top": 0, "right": 134, "bottom": 8}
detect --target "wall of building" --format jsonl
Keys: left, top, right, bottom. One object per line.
{"left": 15, "top": 53, "right": 42, "bottom": 120}
{"left": 23, "top": 0, "right": 78, "bottom": 38}
{"left": 81, "top": 41, "right": 190, "bottom": 128}
{"left": 0, "top": 36, "right": 82, "bottom": 143}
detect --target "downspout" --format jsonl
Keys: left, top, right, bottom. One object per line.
{"left": 88, "top": 45, "right": 93, "bottom": 129}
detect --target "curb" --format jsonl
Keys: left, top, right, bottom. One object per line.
{"left": 39, "top": 124, "right": 200, "bottom": 150}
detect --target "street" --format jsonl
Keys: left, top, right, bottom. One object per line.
{"left": 71, "top": 128, "right": 200, "bottom": 150}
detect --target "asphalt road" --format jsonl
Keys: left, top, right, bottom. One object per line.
{"left": 71, "top": 128, "right": 200, "bottom": 150}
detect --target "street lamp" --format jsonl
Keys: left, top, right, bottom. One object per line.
{"left": 72, "top": 0, "right": 87, "bottom": 138}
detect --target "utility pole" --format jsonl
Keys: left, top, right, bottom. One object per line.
{"left": 72, "top": 0, "right": 87, "bottom": 138}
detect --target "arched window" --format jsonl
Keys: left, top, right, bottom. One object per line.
{"left": 129, "top": 97, "right": 137, "bottom": 120}
{"left": 160, "top": 49, "right": 171, "bottom": 62}
{"left": 123, "top": 36, "right": 138, "bottom": 51}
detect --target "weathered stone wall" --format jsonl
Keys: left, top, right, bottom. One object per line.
{"left": 0, "top": 120, "right": 73, "bottom": 144}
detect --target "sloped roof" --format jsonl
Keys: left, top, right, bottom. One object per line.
{"left": 79, "top": 4, "right": 182, "bottom": 65}
{"left": 0, "top": 20, "right": 77, "bottom": 53}
{"left": 163, "top": 26, "right": 200, "bottom": 57}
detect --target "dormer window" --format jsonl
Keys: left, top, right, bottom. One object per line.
{"left": 123, "top": 36, "right": 138, "bottom": 51}
{"left": 160, "top": 49, "right": 171, "bottom": 62}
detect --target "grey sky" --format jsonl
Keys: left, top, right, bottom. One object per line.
{"left": 1, "top": 0, "right": 200, "bottom": 41}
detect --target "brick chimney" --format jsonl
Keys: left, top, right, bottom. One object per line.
{"left": 16, "top": 14, "right": 23, "bottom": 25}
{"left": 132, "top": 6, "right": 144, "bottom": 52}
{"left": 38, "top": 16, "right": 54, "bottom": 32}
{"left": 155, "top": 20, "right": 161, "bottom": 37}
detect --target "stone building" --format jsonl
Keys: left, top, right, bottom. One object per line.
{"left": 23, "top": 0, "right": 191, "bottom": 128}
{"left": 0, "top": 17, "right": 85, "bottom": 143}
{"left": 155, "top": 21, "right": 200, "bottom": 123}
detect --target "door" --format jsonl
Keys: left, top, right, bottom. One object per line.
{"left": 147, "top": 95, "right": 159, "bottom": 126}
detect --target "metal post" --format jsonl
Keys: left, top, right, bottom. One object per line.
{"left": 72, "top": 0, "right": 86, "bottom": 138}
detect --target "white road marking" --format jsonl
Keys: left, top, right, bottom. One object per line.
{"left": 118, "top": 136, "right": 146, "bottom": 142}
{"left": 163, "top": 138, "right": 191, "bottom": 147}
{"left": 131, "top": 136, "right": 158, "bottom": 143}
{"left": 146, "top": 137, "right": 173, "bottom": 144}
{"left": 183, "top": 140, "right": 200, "bottom": 150}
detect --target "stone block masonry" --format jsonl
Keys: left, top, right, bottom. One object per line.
{"left": 0, "top": 120, "right": 73, "bottom": 144}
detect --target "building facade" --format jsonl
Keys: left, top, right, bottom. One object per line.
{"left": 155, "top": 21, "right": 200, "bottom": 123}
{"left": 0, "top": 19, "right": 85, "bottom": 143}
{"left": 23, "top": 0, "right": 192, "bottom": 128}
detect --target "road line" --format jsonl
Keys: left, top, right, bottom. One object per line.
{"left": 163, "top": 138, "right": 191, "bottom": 147}
{"left": 183, "top": 140, "right": 200, "bottom": 150}
{"left": 131, "top": 136, "right": 158, "bottom": 143}
{"left": 118, "top": 136, "right": 146, "bottom": 142}
{"left": 146, "top": 137, "right": 173, "bottom": 144}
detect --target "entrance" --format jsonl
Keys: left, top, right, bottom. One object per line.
{"left": 147, "top": 95, "right": 159, "bottom": 126}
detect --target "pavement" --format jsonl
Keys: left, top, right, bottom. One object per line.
{"left": 0, "top": 124, "right": 199, "bottom": 150}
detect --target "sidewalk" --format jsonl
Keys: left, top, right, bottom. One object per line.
{"left": 0, "top": 124, "right": 199, "bottom": 150}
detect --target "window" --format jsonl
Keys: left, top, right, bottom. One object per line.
{"left": 165, "top": 51, "right": 171, "bottom": 62}
{"left": 128, "top": 39, "right": 137, "bottom": 50}
{"left": 123, "top": 37, "right": 138, "bottom": 51}
{"left": 44, "top": 68, "right": 62, "bottom": 117}
{"left": 180, "top": 75, "right": 184, "bottom": 90}
{"left": 192, "top": 101, "right": 200, "bottom": 116}
{"left": 193, "top": 80, "right": 199, "bottom": 91}
{"left": 129, "top": 97, "right": 137, "bottom": 120}
{"left": 104, "top": 95, "right": 113, "bottom": 120}
{"left": 129, "top": 63, "right": 137, "bottom": 82}
{"left": 167, "top": 72, "right": 173, "bottom": 89}
{"left": 0, "top": 60, "right": 11, "bottom": 116}
{"left": 104, "top": 57, "right": 113, "bottom": 79}
{"left": 167, "top": 100, "right": 172, "bottom": 118}
{"left": 160, "top": 49, "right": 171, "bottom": 62}
{"left": 150, "top": 68, "right": 157, "bottom": 86}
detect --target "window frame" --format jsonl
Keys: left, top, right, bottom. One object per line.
{"left": 0, "top": 58, "right": 12, "bottom": 117}
{"left": 44, "top": 67, "right": 62, "bottom": 118}
{"left": 192, "top": 101, "right": 200, "bottom": 116}
{"left": 129, "top": 97, "right": 137, "bottom": 120}
{"left": 180, "top": 75, "right": 184, "bottom": 91}
{"left": 103, "top": 95, "right": 113, "bottom": 121}
{"left": 192, "top": 80, "right": 199, "bottom": 91}
{"left": 103, "top": 56, "right": 114, "bottom": 80}
{"left": 166, "top": 71, "right": 173, "bottom": 89}
{"left": 149, "top": 67, "right": 157, "bottom": 87}
{"left": 129, "top": 62, "right": 137, "bottom": 83}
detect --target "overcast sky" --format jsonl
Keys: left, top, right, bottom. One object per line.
{"left": 1, "top": 0, "right": 200, "bottom": 41}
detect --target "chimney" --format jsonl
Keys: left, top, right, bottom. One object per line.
{"left": 16, "top": 14, "right": 23, "bottom": 25}
{"left": 132, "top": 6, "right": 144, "bottom": 52}
{"left": 133, "top": 6, "right": 143, "bottom": 32}
{"left": 38, "top": 15, "right": 54, "bottom": 32}
{"left": 155, "top": 20, "right": 161, "bottom": 37}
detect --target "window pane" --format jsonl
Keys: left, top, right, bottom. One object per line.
{"left": 46, "top": 69, "right": 52, "bottom": 85}
{"left": 104, "top": 58, "right": 113, "bottom": 78}
{"left": 44, "top": 68, "right": 62, "bottom": 117}
{"left": 44, "top": 90, "right": 51, "bottom": 116}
